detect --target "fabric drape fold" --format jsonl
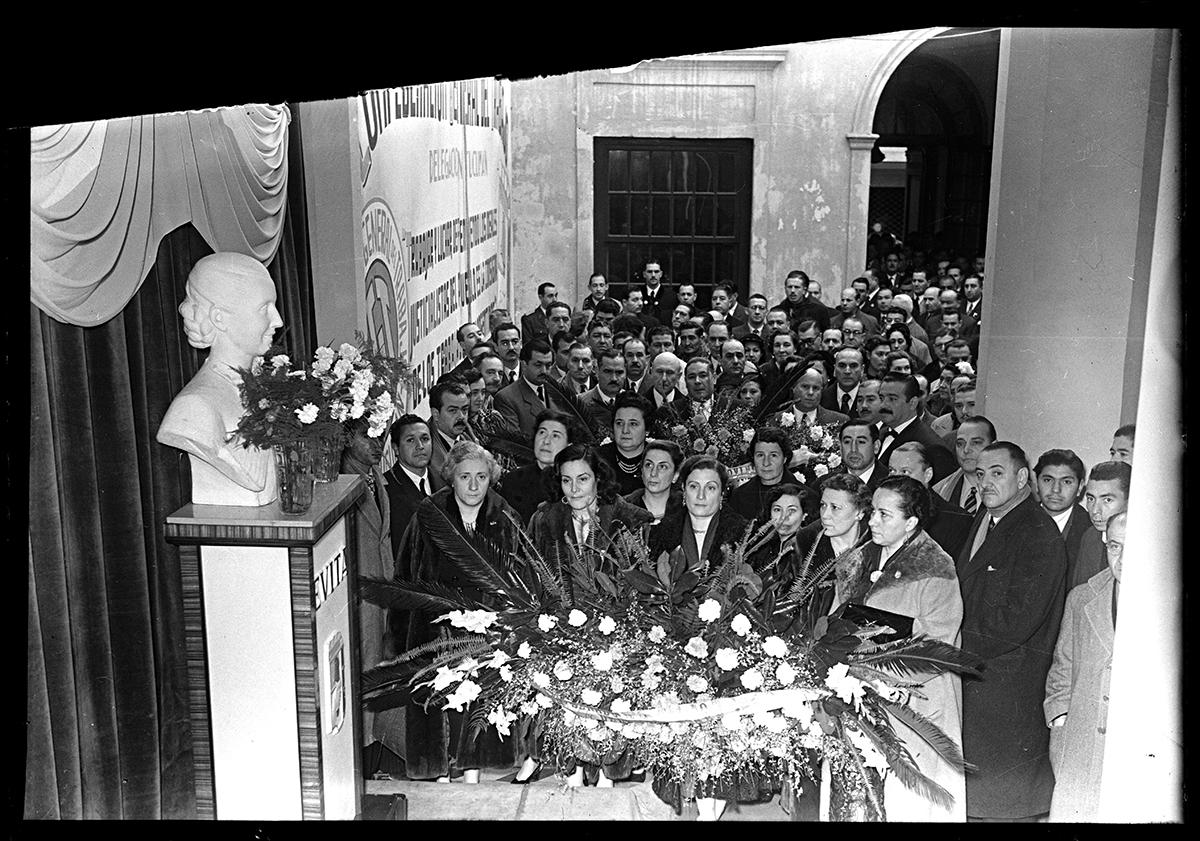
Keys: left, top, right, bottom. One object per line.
{"left": 31, "top": 105, "right": 290, "bottom": 327}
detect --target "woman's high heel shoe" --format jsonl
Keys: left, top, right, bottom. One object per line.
{"left": 512, "top": 762, "right": 544, "bottom": 785}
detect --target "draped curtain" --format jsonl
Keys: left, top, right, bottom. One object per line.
{"left": 31, "top": 105, "right": 290, "bottom": 327}
{"left": 26, "top": 105, "right": 315, "bottom": 819}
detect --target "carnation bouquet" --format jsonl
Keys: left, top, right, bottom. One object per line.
{"left": 657, "top": 402, "right": 756, "bottom": 467}
{"left": 308, "top": 336, "right": 411, "bottom": 440}
{"left": 775, "top": 412, "right": 844, "bottom": 479}
{"left": 360, "top": 517, "right": 981, "bottom": 819}
{"left": 234, "top": 346, "right": 338, "bottom": 448}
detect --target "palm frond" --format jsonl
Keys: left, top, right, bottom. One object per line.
{"left": 417, "top": 502, "right": 532, "bottom": 610}
{"left": 540, "top": 376, "right": 600, "bottom": 444}
{"left": 358, "top": 574, "right": 478, "bottom": 613}
{"left": 847, "top": 663, "right": 929, "bottom": 691}
{"left": 880, "top": 699, "right": 974, "bottom": 772}
{"left": 482, "top": 433, "right": 536, "bottom": 466}
{"left": 851, "top": 635, "right": 984, "bottom": 679}
{"left": 507, "top": 511, "right": 566, "bottom": 603}
{"left": 754, "top": 361, "right": 806, "bottom": 422}
{"left": 853, "top": 713, "right": 955, "bottom": 812}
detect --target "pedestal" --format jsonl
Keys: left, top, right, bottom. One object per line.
{"left": 165, "top": 476, "right": 367, "bottom": 820}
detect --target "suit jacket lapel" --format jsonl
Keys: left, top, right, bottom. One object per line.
{"left": 956, "top": 507, "right": 994, "bottom": 580}
{"left": 1082, "top": 577, "right": 1116, "bottom": 654}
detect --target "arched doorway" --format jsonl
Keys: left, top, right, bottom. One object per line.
{"left": 866, "top": 28, "right": 1000, "bottom": 270}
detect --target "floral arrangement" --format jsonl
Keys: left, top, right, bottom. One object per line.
{"left": 360, "top": 518, "right": 981, "bottom": 818}
{"left": 234, "top": 337, "right": 409, "bottom": 449}
{"left": 658, "top": 403, "right": 756, "bottom": 467}
{"left": 776, "top": 413, "right": 843, "bottom": 478}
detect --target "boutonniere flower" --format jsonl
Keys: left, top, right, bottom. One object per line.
{"left": 869, "top": 570, "right": 883, "bottom": 583}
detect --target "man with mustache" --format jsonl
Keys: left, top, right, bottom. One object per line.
{"left": 426, "top": 380, "right": 471, "bottom": 481}
{"left": 875, "top": 373, "right": 956, "bottom": 484}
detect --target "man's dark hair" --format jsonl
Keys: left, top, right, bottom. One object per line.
{"left": 863, "top": 335, "right": 890, "bottom": 356}
{"left": 588, "top": 319, "right": 612, "bottom": 336}
{"left": 881, "top": 372, "right": 920, "bottom": 401}
{"left": 429, "top": 380, "right": 469, "bottom": 411}
{"left": 537, "top": 281, "right": 556, "bottom": 297}
{"left": 547, "top": 301, "right": 572, "bottom": 318}
{"left": 980, "top": 440, "right": 1030, "bottom": 473}
{"left": 748, "top": 292, "right": 769, "bottom": 304}
{"left": 959, "top": 414, "right": 998, "bottom": 442}
{"left": 597, "top": 348, "right": 625, "bottom": 367}
{"left": 1033, "top": 448, "right": 1087, "bottom": 484}
{"left": 947, "top": 338, "right": 972, "bottom": 354}
{"left": 750, "top": 426, "right": 794, "bottom": 466}
{"left": 612, "top": 314, "right": 645, "bottom": 337}
{"left": 795, "top": 318, "right": 818, "bottom": 335}
{"left": 713, "top": 282, "right": 735, "bottom": 298}
{"left": 493, "top": 322, "right": 521, "bottom": 341}
{"left": 456, "top": 322, "right": 479, "bottom": 342}
{"left": 839, "top": 418, "right": 881, "bottom": 444}
{"left": 520, "top": 337, "right": 552, "bottom": 362}
{"left": 458, "top": 368, "right": 484, "bottom": 387}
{"left": 768, "top": 305, "right": 791, "bottom": 319}
{"left": 551, "top": 330, "right": 575, "bottom": 353}
{"left": 786, "top": 270, "right": 810, "bottom": 282}
{"left": 389, "top": 413, "right": 429, "bottom": 442}
{"left": 1088, "top": 460, "right": 1132, "bottom": 496}
{"left": 613, "top": 392, "right": 652, "bottom": 424}
{"left": 471, "top": 340, "right": 495, "bottom": 354}
{"left": 589, "top": 271, "right": 606, "bottom": 284}
{"left": 648, "top": 324, "right": 675, "bottom": 343}
{"left": 677, "top": 322, "right": 702, "bottom": 338}
{"left": 595, "top": 298, "right": 622, "bottom": 317}
{"left": 1114, "top": 423, "right": 1136, "bottom": 441}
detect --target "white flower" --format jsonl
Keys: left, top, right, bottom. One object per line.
{"left": 333, "top": 358, "right": 354, "bottom": 379}
{"left": 486, "top": 706, "right": 517, "bottom": 737}
{"left": 430, "top": 665, "right": 460, "bottom": 691}
{"left": 846, "top": 725, "right": 891, "bottom": 773}
{"left": 775, "top": 661, "right": 798, "bottom": 686}
{"left": 270, "top": 354, "right": 290, "bottom": 370}
{"left": 720, "top": 712, "right": 742, "bottom": 730}
{"left": 442, "top": 679, "right": 481, "bottom": 712}
{"left": 337, "top": 342, "right": 360, "bottom": 361}
{"left": 436, "top": 609, "right": 498, "bottom": 634}
{"left": 644, "top": 654, "right": 666, "bottom": 673}
{"left": 762, "top": 636, "right": 789, "bottom": 658}
{"left": 869, "top": 680, "right": 906, "bottom": 703}
{"left": 591, "top": 650, "right": 614, "bottom": 672}
{"left": 779, "top": 412, "right": 796, "bottom": 428}
{"left": 455, "top": 657, "right": 481, "bottom": 676}
{"left": 251, "top": 357, "right": 264, "bottom": 375}
{"left": 588, "top": 728, "right": 608, "bottom": 742}
{"left": 714, "top": 647, "right": 740, "bottom": 670}
{"left": 697, "top": 598, "right": 722, "bottom": 622}
{"left": 294, "top": 403, "right": 319, "bottom": 424}
{"left": 648, "top": 625, "right": 667, "bottom": 643}
{"left": 537, "top": 614, "right": 558, "bottom": 632}
{"left": 657, "top": 726, "right": 675, "bottom": 743}
{"left": 824, "top": 662, "right": 866, "bottom": 707}
{"left": 652, "top": 690, "right": 682, "bottom": 710}
{"left": 520, "top": 699, "right": 540, "bottom": 716}
{"left": 532, "top": 671, "right": 550, "bottom": 689}
{"left": 568, "top": 609, "right": 588, "bottom": 627}
{"left": 535, "top": 692, "right": 553, "bottom": 709}
{"left": 598, "top": 615, "right": 617, "bottom": 635}
{"left": 955, "top": 361, "right": 976, "bottom": 376}
{"left": 692, "top": 730, "right": 709, "bottom": 748}
{"left": 562, "top": 710, "right": 577, "bottom": 725}
{"left": 684, "top": 637, "right": 709, "bottom": 659}
{"left": 813, "top": 463, "right": 829, "bottom": 477}
{"left": 742, "top": 429, "right": 755, "bottom": 443}
{"left": 641, "top": 670, "right": 662, "bottom": 690}
{"left": 517, "top": 641, "right": 532, "bottom": 658}
{"left": 499, "top": 665, "right": 513, "bottom": 683}
{"left": 621, "top": 723, "right": 640, "bottom": 739}
{"left": 581, "top": 688, "right": 602, "bottom": 705}
{"left": 869, "top": 570, "right": 883, "bottom": 583}
{"left": 686, "top": 675, "right": 709, "bottom": 693}
{"left": 611, "top": 698, "right": 632, "bottom": 714}
{"left": 483, "top": 650, "right": 510, "bottom": 669}
{"left": 730, "top": 613, "right": 752, "bottom": 637}
{"left": 740, "top": 668, "right": 765, "bottom": 690}
{"left": 349, "top": 400, "right": 366, "bottom": 419}
{"left": 599, "top": 436, "right": 613, "bottom": 446}
{"left": 609, "top": 674, "right": 625, "bottom": 693}
{"left": 781, "top": 698, "right": 812, "bottom": 727}
{"left": 828, "top": 453, "right": 842, "bottom": 469}
{"left": 553, "top": 660, "right": 574, "bottom": 681}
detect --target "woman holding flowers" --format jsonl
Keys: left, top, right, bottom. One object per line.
{"left": 394, "top": 440, "right": 519, "bottom": 783}
{"left": 528, "top": 443, "right": 653, "bottom": 786}
{"left": 828, "top": 475, "right": 966, "bottom": 821}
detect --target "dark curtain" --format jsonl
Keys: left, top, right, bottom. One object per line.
{"left": 26, "top": 104, "right": 316, "bottom": 819}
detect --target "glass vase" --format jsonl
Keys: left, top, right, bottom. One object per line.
{"left": 313, "top": 432, "right": 343, "bottom": 483}
{"left": 273, "top": 441, "right": 315, "bottom": 514}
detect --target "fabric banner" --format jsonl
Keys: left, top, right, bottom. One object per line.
{"left": 356, "top": 79, "right": 511, "bottom": 415}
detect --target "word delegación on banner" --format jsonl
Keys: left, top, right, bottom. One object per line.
{"left": 429, "top": 148, "right": 489, "bottom": 183}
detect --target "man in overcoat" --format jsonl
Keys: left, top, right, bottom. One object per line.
{"left": 956, "top": 441, "right": 1068, "bottom": 821}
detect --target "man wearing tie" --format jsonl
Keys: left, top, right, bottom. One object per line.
{"left": 493, "top": 338, "right": 559, "bottom": 441}
{"left": 875, "top": 373, "right": 956, "bottom": 484}
{"left": 426, "top": 381, "right": 472, "bottom": 482}
{"left": 646, "top": 351, "right": 686, "bottom": 419}
{"left": 638, "top": 259, "right": 676, "bottom": 325}
{"left": 822, "top": 346, "right": 865, "bottom": 418}
{"left": 956, "top": 442, "right": 1067, "bottom": 822}
{"left": 622, "top": 337, "right": 652, "bottom": 395}
{"left": 962, "top": 275, "right": 984, "bottom": 329}
{"left": 492, "top": 322, "right": 523, "bottom": 385}
{"left": 933, "top": 415, "right": 997, "bottom": 515}
{"left": 733, "top": 293, "right": 770, "bottom": 339}
{"left": 579, "top": 349, "right": 627, "bottom": 433}
{"left": 383, "top": 414, "right": 445, "bottom": 560}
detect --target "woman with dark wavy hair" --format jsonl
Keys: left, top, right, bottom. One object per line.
{"left": 828, "top": 474, "right": 966, "bottom": 821}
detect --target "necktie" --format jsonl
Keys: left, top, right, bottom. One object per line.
{"left": 986, "top": 517, "right": 996, "bottom": 535}
{"left": 840, "top": 393, "right": 852, "bottom": 415}
{"left": 537, "top": 384, "right": 547, "bottom": 405}
{"left": 507, "top": 370, "right": 517, "bottom": 384}
{"left": 964, "top": 485, "right": 978, "bottom": 515}
{"left": 418, "top": 477, "right": 427, "bottom": 496}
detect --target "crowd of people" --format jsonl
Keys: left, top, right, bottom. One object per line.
{"left": 341, "top": 250, "right": 1135, "bottom": 822}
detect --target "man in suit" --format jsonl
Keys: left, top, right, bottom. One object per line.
{"left": 579, "top": 348, "right": 626, "bottom": 432}
{"left": 876, "top": 373, "right": 956, "bottom": 484}
{"left": 492, "top": 338, "right": 561, "bottom": 441}
{"left": 622, "top": 337, "right": 654, "bottom": 395}
{"left": 822, "top": 346, "right": 864, "bottom": 418}
{"left": 933, "top": 415, "right": 996, "bottom": 515}
{"left": 787, "top": 365, "right": 850, "bottom": 428}
{"left": 837, "top": 418, "right": 885, "bottom": 491}
{"left": 726, "top": 286, "right": 752, "bottom": 326}
{"left": 962, "top": 275, "right": 984, "bottom": 330}
{"left": 1033, "top": 448, "right": 1091, "bottom": 580}
{"left": 831, "top": 288, "right": 879, "bottom": 337}
{"left": 445, "top": 321, "right": 483, "bottom": 378}
{"left": 646, "top": 324, "right": 676, "bottom": 363}
{"left": 646, "top": 351, "right": 687, "bottom": 419}
{"left": 637, "top": 259, "right": 676, "bottom": 324}
{"left": 521, "top": 282, "right": 558, "bottom": 341}
{"left": 559, "top": 342, "right": 597, "bottom": 395}
{"left": 1070, "top": 461, "right": 1131, "bottom": 590}
{"left": 662, "top": 356, "right": 720, "bottom": 426}
{"left": 714, "top": 338, "right": 746, "bottom": 397}
{"left": 427, "top": 380, "right": 472, "bottom": 482}
{"left": 619, "top": 288, "right": 659, "bottom": 330}
{"left": 383, "top": 414, "right": 445, "bottom": 560}
{"left": 546, "top": 302, "right": 572, "bottom": 344}
{"left": 733, "top": 293, "right": 770, "bottom": 340}
{"left": 956, "top": 441, "right": 1068, "bottom": 821}
{"left": 580, "top": 272, "right": 614, "bottom": 312}
{"left": 709, "top": 283, "right": 744, "bottom": 328}
{"left": 881, "top": 250, "right": 906, "bottom": 290}
{"left": 549, "top": 329, "right": 574, "bottom": 382}
{"left": 492, "top": 322, "right": 523, "bottom": 386}
{"left": 800, "top": 278, "right": 835, "bottom": 331}
{"left": 888, "top": 441, "right": 972, "bottom": 558}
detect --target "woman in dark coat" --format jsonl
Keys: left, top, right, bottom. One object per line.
{"left": 646, "top": 455, "right": 750, "bottom": 577}
{"left": 728, "top": 426, "right": 817, "bottom": 526}
{"left": 393, "top": 440, "right": 518, "bottom": 783}
{"left": 793, "top": 471, "right": 872, "bottom": 614}
{"left": 623, "top": 439, "right": 685, "bottom": 525}
{"left": 527, "top": 443, "right": 654, "bottom": 787}
{"left": 495, "top": 408, "right": 579, "bottom": 527}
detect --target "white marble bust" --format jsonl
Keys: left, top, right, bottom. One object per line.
{"left": 156, "top": 253, "right": 283, "bottom": 506}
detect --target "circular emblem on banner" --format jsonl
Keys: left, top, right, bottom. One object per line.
{"left": 361, "top": 199, "right": 410, "bottom": 362}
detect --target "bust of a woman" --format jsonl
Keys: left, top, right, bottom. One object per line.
{"left": 156, "top": 253, "right": 284, "bottom": 506}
